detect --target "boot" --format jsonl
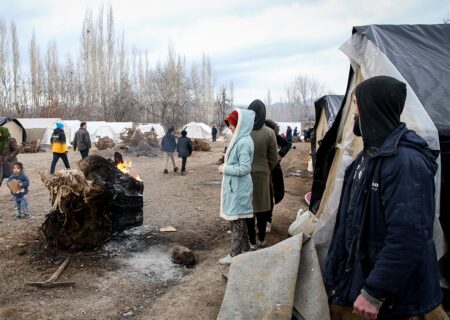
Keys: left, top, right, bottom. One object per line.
{"left": 173, "top": 167, "right": 178, "bottom": 175}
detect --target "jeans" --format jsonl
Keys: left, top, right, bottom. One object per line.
{"left": 80, "top": 149, "right": 89, "bottom": 159}
{"left": 13, "top": 194, "right": 29, "bottom": 217}
{"left": 50, "top": 153, "right": 70, "bottom": 174}
{"left": 181, "top": 157, "right": 187, "bottom": 172}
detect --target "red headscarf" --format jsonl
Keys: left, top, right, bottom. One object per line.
{"left": 225, "top": 110, "right": 239, "bottom": 128}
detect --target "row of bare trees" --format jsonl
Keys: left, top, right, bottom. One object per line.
{"left": 266, "top": 74, "right": 327, "bottom": 123}
{"left": 0, "top": 5, "right": 229, "bottom": 130}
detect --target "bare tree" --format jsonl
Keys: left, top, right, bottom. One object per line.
{"left": 215, "top": 85, "right": 232, "bottom": 130}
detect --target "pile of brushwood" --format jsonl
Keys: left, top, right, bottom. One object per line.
{"left": 95, "top": 137, "right": 115, "bottom": 150}
{"left": 40, "top": 155, "right": 144, "bottom": 250}
{"left": 192, "top": 139, "right": 211, "bottom": 151}
{"left": 119, "top": 124, "right": 159, "bottom": 157}
{"left": 21, "top": 140, "right": 43, "bottom": 153}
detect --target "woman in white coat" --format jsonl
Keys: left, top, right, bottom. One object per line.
{"left": 218, "top": 108, "right": 255, "bottom": 264}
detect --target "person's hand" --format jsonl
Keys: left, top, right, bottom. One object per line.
{"left": 353, "top": 294, "right": 379, "bottom": 320}
{"left": 218, "top": 164, "right": 224, "bottom": 174}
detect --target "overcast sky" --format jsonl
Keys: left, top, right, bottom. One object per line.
{"left": 1, "top": 0, "right": 449, "bottom": 105}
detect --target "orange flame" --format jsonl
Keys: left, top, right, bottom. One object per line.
{"left": 116, "top": 161, "right": 142, "bottom": 181}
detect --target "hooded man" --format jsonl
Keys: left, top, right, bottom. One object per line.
{"left": 73, "top": 121, "right": 91, "bottom": 159}
{"left": 246, "top": 100, "right": 279, "bottom": 249}
{"left": 323, "top": 76, "right": 445, "bottom": 319}
{"left": 0, "top": 126, "right": 21, "bottom": 186}
{"left": 161, "top": 127, "right": 178, "bottom": 174}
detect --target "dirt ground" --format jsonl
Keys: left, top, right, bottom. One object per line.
{"left": 0, "top": 140, "right": 312, "bottom": 320}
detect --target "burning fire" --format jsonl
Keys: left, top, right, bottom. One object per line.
{"left": 116, "top": 161, "right": 142, "bottom": 181}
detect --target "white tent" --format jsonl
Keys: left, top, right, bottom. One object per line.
{"left": 41, "top": 120, "right": 80, "bottom": 146}
{"left": 90, "top": 122, "right": 134, "bottom": 142}
{"left": 0, "top": 118, "right": 26, "bottom": 143}
{"left": 18, "top": 118, "right": 61, "bottom": 143}
{"left": 93, "top": 126, "right": 116, "bottom": 141}
{"left": 182, "top": 122, "right": 212, "bottom": 140}
{"left": 138, "top": 123, "right": 165, "bottom": 139}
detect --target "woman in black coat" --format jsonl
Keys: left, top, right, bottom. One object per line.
{"left": 265, "top": 119, "right": 291, "bottom": 232}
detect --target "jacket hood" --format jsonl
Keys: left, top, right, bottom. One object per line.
{"left": 224, "top": 108, "right": 255, "bottom": 162}
{"left": 356, "top": 76, "right": 406, "bottom": 149}
{"left": 248, "top": 99, "right": 266, "bottom": 130}
{"left": 234, "top": 108, "right": 255, "bottom": 140}
{"left": 375, "top": 123, "right": 438, "bottom": 175}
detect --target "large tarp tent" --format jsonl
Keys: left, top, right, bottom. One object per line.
{"left": 310, "top": 24, "right": 450, "bottom": 278}
{"left": 0, "top": 117, "right": 26, "bottom": 144}
{"left": 311, "top": 95, "right": 344, "bottom": 167}
{"left": 18, "top": 118, "right": 61, "bottom": 143}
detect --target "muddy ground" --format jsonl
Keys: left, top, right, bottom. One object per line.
{"left": 0, "top": 140, "right": 312, "bottom": 320}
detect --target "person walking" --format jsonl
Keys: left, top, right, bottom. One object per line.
{"left": 161, "top": 127, "right": 178, "bottom": 174}
{"left": 218, "top": 108, "right": 255, "bottom": 264}
{"left": 0, "top": 126, "right": 21, "bottom": 187}
{"left": 246, "top": 100, "right": 278, "bottom": 249}
{"left": 212, "top": 125, "right": 218, "bottom": 142}
{"left": 324, "top": 76, "right": 446, "bottom": 319}
{"left": 286, "top": 126, "right": 293, "bottom": 143}
{"left": 293, "top": 126, "right": 298, "bottom": 138}
{"left": 73, "top": 121, "right": 91, "bottom": 159}
{"left": 176, "top": 130, "right": 193, "bottom": 175}
{"left": 50, "top": 122, "right": 70, "bottom": 175}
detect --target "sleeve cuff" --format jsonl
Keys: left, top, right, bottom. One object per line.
{"left": 361, "top": 288, "right": 384, "bottom": 310}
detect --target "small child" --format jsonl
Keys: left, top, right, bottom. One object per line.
{"left": 7, "top": 162, "right": 30, "bottom": 219}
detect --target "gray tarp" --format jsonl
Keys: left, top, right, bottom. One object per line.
{"left": 217, "top": 234, "right": 329, "bottom": 320}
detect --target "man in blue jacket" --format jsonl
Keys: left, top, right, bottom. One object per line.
{"left": 323, "top": 76, "right": 445, "bottom": 319}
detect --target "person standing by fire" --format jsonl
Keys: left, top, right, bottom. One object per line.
{"left": 218, "top": 108, "right": 255, "bottom": 264}
{"left": 161, "top": 127, "right": 178, "bottom": 174}
{"left": 50, "top": 122, "right": 71, "bottom": 175}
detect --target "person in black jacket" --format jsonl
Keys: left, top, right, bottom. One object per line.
{"left": 176, "top": 130, "right": 193, "bottom": 175}
{"left": 265, "top": 119, "right": 291, "bottom": 232}
{"left": 73, "top": 121, "right": 91, "bottom": 159}
{"left": 211, "top": 125, "right": 218, "bottom": 142}
{"left": 324, "top": 76, "right": 445, "bottom": 319}
{"left": 161, "top": 127, "right": 178, "bottom": 174}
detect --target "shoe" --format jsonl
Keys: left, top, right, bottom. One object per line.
{"left": 181, "top": 172, "right": 186, "bottom": 176}
{"left": 258, "top": 240, "right": 267, "bottom": 248}
{"left": 174, "top": 167, "right": 178, "bottom": 173}
{"left": 163, "top": 169, "right": 168, "bottom": 174}
{"left": 249, "top": 243, "right": 257, "bottom": 251}
{"left": 266, "top": 222, "right": 272, "bottom": 233}
{"left": 23, "top": 215, "right": 30, "bottom": 219}
{"left": 219, "top": 254, "right": 233, "bottom": 265}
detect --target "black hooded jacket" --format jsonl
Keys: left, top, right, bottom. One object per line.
{"left": 248, "top": 99, "right": 266, "bottom": 130}
{"left": 324, "top": 76, "right": 442, "bottom": 317}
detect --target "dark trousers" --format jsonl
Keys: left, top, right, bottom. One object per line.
{"left": 212, "top": 134, "right": 217, "bottom": 142}
{"left": 245, "top": 211, "right": 271, "bottom": 245}
{"left": 50, "top": 153, "right": 70, "bottom": 174}
{"left": 80, "top": 149, "right": 89, "bottom": 159}
{"left": 181, "top": 157, "right": 187, "bottom": 172}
